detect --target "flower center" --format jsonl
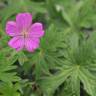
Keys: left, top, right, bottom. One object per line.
{"left": 22, "top": 30, "right": 28, "bottom": 38}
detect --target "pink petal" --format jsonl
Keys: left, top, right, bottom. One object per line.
{"left": 29, "top": 23, "right": 44, "bottom": 38}
{"left": 16, "top": 13, "right": 32, "bottom": 31}
{"left": 25, "top": 38, "right": 40, "bottom": 52}
{"left": 6, "top": 21, "right": 19, "bottom": 36}
{"left": 8, "top": 36, "right": 24, "bottom": 51}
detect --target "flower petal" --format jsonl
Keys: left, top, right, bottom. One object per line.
{"left": 6, "top": 21, "right": 19, "bottom": 36}
{"left": 16, "top": 13, "right": 32, "bottom": 30}
{"left": 25, "top": 38, "right": 40, "bottom": 52}
{"left": 29, "top": 23, "right": 44, "bottom": 38}
{"left": 8, "top": 36, "right": 24, "bottom": 51}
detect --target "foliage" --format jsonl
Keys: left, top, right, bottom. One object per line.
{"left": 0, "top": 0, "right": 96, "bottom": 96}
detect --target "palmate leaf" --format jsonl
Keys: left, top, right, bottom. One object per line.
{"left": 63, "top": 32, "right": 96, "bottom": 96}
{"left": 0, "top": 47, "right": 20, "bottom": 83}
{"left": 41, "top": 24, "right": 66, "bottom": 51}
{"left": 38, "top": 32, "right": 96, "bottom": 96}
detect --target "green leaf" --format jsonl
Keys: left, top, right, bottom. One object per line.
{"left": 0, "top": 82, "right": 21, "bottom": 96}
{"left": 79, "top": 68, "right": 96, "bottom": 96}
{"left": 38, "top": 67, "right": 74, "bottom": 95}
{"left": 0, "top": 47, "right": 20, "bottom": 82}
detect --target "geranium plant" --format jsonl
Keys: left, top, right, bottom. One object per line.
{"left": 0, "top": 0, "right": 96, "bottom": 96}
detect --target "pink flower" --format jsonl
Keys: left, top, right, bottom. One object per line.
{"left": 6, "top": 13, "right": 44, "bottom": 52}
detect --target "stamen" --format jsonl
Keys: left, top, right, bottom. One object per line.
{"left": 22, "top": 30, "right": 28, "bottom": 38}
